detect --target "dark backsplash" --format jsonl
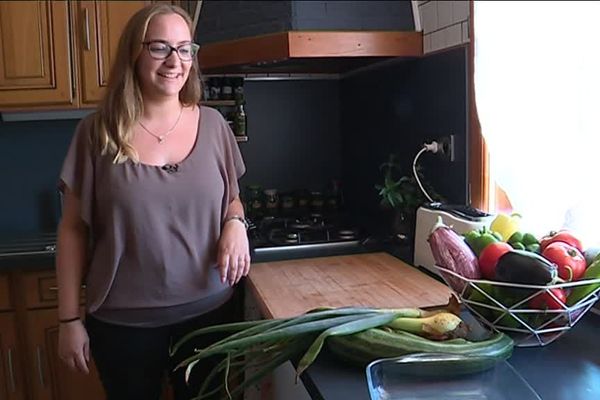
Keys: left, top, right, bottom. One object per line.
{"left": 0, "top": 119, "right": 77, "bottom": 235}
{"left": 239, "top": 80, "right": 341, "bottom": 193}
{"left": 0, "top": 80, "right": 342, "bottom": 235}
{"left": 340, "top": 47, "right": 469, "bottom": 231}
{"left": 0, "top": 46, "right": 467, "bottom": 237}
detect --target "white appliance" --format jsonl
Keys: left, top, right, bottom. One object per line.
{"left": 413, "top": 203, "right": 495, "bottom": 276}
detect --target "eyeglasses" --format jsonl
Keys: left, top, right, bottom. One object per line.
{"left": 142, "top": 41, "right": 199, "bottom": 61}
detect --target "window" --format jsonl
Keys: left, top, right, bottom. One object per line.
{"left": 471, "top": 1, "right": 600, "bottom": 247}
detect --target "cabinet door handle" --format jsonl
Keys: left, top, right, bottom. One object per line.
{"left": 36, "top": 346, "right": 46, "bottom": 387}
{"left": 48, "top": 284, "right": 86, "bottom": 291}
{"left": 83, "top": 8, "right": 91, "bottom": 50}
{"left": 7, "top": 348, "right": 16, "bottom": 393}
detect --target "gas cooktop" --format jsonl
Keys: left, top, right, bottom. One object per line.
{"left": 248, "top": 213, "right": 372, "bottom": 262}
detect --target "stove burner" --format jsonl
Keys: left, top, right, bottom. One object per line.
{"left": 285, "top": 232, "right": 300, "bottom": 244}
{"left": 289, "top": 221, "right": 311, "bottom": 230}
{"left": 338, "top": 228, "right": 358, "bottom": 240}
{"left": 289, "top": 213, "right": 326, "bottom": 230}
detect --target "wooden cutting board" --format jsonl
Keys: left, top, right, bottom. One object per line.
{"left": 246, "top": 252, "right": 453, "bottom": 319}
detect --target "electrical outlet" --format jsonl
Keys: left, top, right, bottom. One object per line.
{"left": 437, "top": 134, "right": 455, "bottom": 162}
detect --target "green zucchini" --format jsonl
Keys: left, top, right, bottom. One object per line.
{"left": 327, "top": 327, "right": 514, "bottom": 372}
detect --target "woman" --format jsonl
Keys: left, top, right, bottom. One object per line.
{"left": 56, "top": 4, "right": 250, "bottom": 399}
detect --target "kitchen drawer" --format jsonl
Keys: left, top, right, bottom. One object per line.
{"left": 0, "top": 274, "right": 11, "bottom": 310}
{"left": 22, "top": 270, "right": 86, "bottom": 309}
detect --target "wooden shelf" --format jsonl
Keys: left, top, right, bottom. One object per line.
{"left": 235, "top": 136, "right": 249, "bottom": 142}
{"left": 201, "top": 100, "right": 236, "bottom": 106}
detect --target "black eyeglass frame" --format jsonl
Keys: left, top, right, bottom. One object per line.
{"left": 142, "top": 40, "right": 200, "bottom": 61}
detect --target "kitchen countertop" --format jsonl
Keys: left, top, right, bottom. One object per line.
{"left": 0, "top": 233, "right": 56, "bottom": 270}
{"left": 247, "top": 252, "right": 600, "bottom": 400}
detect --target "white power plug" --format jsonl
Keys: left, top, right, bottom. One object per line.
{"left": 423, "top": 141, "right": 440, "bottom": 153}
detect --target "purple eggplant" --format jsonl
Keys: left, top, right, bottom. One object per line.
{"left": 428, "top": 217, "right": 481, "bottom": 292}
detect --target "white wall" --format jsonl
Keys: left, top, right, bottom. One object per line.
{"left": 417, "top": 0, "right": 470, "bottom": 54}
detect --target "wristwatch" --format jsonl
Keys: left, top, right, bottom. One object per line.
{"left": 223, "top": 215, "right": 249, "bottom": 230}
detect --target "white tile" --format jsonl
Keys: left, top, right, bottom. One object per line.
{"left": 419, "top": 2, "right": 438, "bottom": 34}
{"left": 453, "top": 0, "right": 469, "bottom": 23}
{"left": 430, "top": 30, "right": 445, "bottom": 52}
{"left": 437, "top": 0, "right": 453, "bottom": 28}
{"left": 462, "top": 21, "right": 470, "bottom": 43}
{"left": 423, "top": 33, "right": 432, "bottom": 53}
{"left": 443, "top": 23, "right": 462, "bottom": 48}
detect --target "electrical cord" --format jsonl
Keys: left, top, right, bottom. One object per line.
{"left": 412, "top": 142, "right": 439, "bottom": 203}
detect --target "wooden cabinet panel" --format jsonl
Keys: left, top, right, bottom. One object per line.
{"left": 0, "top": 275, "right": 11, "bottom": 311}
{"left": 0, "top": 1, "right": 74, "bottom": 108}
{"left": 76, "top": 1, "right": 147, "bottom": 105}
{"left": 0, "top": 313, "right": 25, "bottom": 400}
{"left": 22, "top": 270, "right": 58, "bottom": 309}
{"left": 0, "top": 0, "right": 149, "bottom": 110}
{"left": 26, "top": 308, "right": 104, "bottom": 400}
{"left": 22, "top": 270, "right": 86, "bottom": 309}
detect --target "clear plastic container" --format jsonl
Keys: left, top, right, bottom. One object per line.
{"left": 366, "top": 353, "right": 541, "bottom": 400}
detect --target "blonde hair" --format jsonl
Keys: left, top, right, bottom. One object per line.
{"left": 93, "top": 4, "right": 202, "bottom": 163}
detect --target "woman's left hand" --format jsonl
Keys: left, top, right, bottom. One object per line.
{"left": 217, "top": 220, "right": 251, "bottom": 286}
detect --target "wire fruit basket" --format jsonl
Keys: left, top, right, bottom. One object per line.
{"left": 435, "top": 266, "right": 600, "bottom": 347}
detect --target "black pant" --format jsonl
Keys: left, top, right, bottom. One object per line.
{"left": 86, "top": 297, "right": 238, "bottom": 400}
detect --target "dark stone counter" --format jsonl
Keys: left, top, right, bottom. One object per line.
{"left": 0, "top": 233, "right": 56, "bottom": 271}
{"left": 301, "top": 311, "right": 600, "bottom": 400}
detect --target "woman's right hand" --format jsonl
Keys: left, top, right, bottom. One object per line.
{"left": 58, "top": 320, "right": 90, "bottom": 374}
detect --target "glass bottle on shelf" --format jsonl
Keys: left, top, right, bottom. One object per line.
{"left": 264, "top": 189, "right": 279, "bottom": 217}
{"left": 233, "top": 99, "right": 247, "bottom": 137}
{"left": 233, "top": 77, "right": 245, "bottom": 102}
{"left": 209, "top": 77, "right": 221, "bottom": 101}
{"left": 326, "top": 179, "right": 343, "bottom": 214}
{"left": 202, "top": 77, "right": 211, "bottom": 101}
{"left": 295, "top": 189, "right": 311, "bottom": 213}
{"left": 280, "top": 192, "right": 295, "bottom": 217}
{"left": 310, "top": 191, "right": 325, "bottom": 213}
{"left": 221, "top": 77, "right": 233, "bottom": 100}
{"left": 245, "top": 185, "right": 264, "bottom": 220}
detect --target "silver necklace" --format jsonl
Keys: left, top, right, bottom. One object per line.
{"left": 138, "top": 106, "right": 184, "bottom": 144}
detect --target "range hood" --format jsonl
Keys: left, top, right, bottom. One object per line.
{"left": 198, "top": 30, "right": 423, "bottom": 74}
{"left": 192, "top": 0, "right": 423, "bottom": 74}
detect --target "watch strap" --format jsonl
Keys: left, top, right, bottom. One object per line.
{"left": 223, "top": 215, "right": 249, "bottom": 230}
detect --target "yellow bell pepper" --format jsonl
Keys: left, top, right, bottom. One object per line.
{"left": 490, "top": 213, "right": 521, "bottom": 241}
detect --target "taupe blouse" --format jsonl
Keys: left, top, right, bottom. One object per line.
{"left": 59, "top": 106, "right": 246, "bottom": 327}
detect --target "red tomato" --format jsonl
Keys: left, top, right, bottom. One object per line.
{"left": 540, "top": 230, "right": 583, "bottom": 252}
{"left": 478, "top": 242, "right": 513, "bottom": 279}
{"left": 529, "top": 288, "right": 567, "bottom": 310}
{"left": 541, "top": 241, "right": 586, "bottom": 281}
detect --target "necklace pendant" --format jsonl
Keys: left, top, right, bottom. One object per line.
{"left": 158, "top": 136, "right": 165, "bottom": 143}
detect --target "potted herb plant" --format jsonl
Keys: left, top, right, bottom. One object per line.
{"left": 375, "top": 154, "right": 442, "bottom": 241}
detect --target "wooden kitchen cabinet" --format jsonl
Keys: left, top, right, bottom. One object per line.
{"left": 0, "top": 1, "right": 73, "bottom": 109}
{"left": 17, "top": 269, "right": 104, "bottom": 400}
{"left": 0, "top": 273, "right": 24, "bottom": 400}
{"left": 4, "top": 267, "right": 175, "bottom": 400}
{"left": 0, "top": 313, "right": 26, "bottom": 400}
{"left": 75, "top": 0, "right": 148, "bottom": 105}
{"left": 0, "top": 0, "right": 146, "bottom": 110}
{"left": 25, "top": 308, "right": 104, "bottom": 400}
{"left": 0, "top": 268, "right": 105, "bottom": 400}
